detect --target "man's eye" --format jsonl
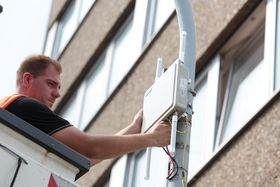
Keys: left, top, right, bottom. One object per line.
{"left": 48, "top": 82, "right": 54, "bottom": 87}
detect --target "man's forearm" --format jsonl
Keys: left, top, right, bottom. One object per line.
{"left": 88, "top": 133, "right": 155, "bottom": 160}
{"left": 89, "top": 133, "right": 153, "bottom": 165}
{"left": 91, "top": 124, "right": 142, "bottom": 165}
{"left": 116, "top": 123, "right": 141, "bottom": 135}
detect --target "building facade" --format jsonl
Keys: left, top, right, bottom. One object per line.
{"left": 45, "top": 0, "right": 280, "bottom": 186}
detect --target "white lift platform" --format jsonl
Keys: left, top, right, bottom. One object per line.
{"left": 0, "top": 108, "right": 90, "bottom": 187}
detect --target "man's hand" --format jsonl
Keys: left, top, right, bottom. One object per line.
{"left": 131, "top": 109, "right": 143, "bottom": 133}
{"left": 146, "top": 120, "right": 171, "bottom": 147}
{"left": 116, "top": 109, "right": 143, "bottom": 135}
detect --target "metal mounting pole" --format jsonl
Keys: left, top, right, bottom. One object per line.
{"left": 167, "top": 0, "right": 196, "bottom": 186}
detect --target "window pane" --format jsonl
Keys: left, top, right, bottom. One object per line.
{"left": 44, "top": 22, "right": 57, "bottom": 57}
{"left": 109, "top": 156, "right": 127, "bottom": 187}
{"left": 108, "top": 17, "right": 136, "bottom": 93}
{"left": 131, "top": 149, "right": 168, "bottom": 187}
{"left": 80, "top": 55, "right": 109, "bottom": 129}
{"left": 221, "top": 37, "right": 266, "bottom": 143}
{"left": 189, "top": 78, "right": 207, "bottom": 176}
{"left": 133, "top": 1, "right": 149, "bottom": 48}
{"left": 60, "top": 83, "right": 86, "bottom": 128}
{"left": 152, "top": 0, "right": 175, "bottom": 34}
{"left": 57, "top": 1, "right": 79, "bottom": 55}
{"left": 189, "top": 56, "right": 220, "bottom": 178}
{"left": 79, "top": 0, "right": 96, "bottom": 22}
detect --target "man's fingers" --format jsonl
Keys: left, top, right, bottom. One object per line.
{"left": 159, "top": 119, "right": 171, "bottom": 125}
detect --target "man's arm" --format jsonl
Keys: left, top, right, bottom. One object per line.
{"left": 52, "top": 120, "right": 170, "bottom": 165}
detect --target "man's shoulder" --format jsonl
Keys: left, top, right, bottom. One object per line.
{"left": 14, "top": 96, "right": 44, "bottom": 106}
{"left": 8, "top": 96, "right": 49, "bottom": 112}
{"left": 4, "top": 96, "right": 71, "bottom": 135}
{"left": 16, "top": 96, "right": 40, "bottom": 103}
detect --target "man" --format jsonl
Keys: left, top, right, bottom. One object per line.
{"left": 0, "top": 54, "right": 171, "bottom": 165}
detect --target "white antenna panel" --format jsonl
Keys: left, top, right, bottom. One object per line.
{"left": 142, "top": 59, "right": 189, "bottom": 132}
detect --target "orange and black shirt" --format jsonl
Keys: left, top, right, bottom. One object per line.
{"left": 0, "top": 95, "right": 71, "bottom": 135}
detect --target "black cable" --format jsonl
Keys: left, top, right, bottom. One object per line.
{"left": 10, "top": 158, "right": 24, "bottom": 187}
{"left": 167, "top": 157, "right": 178, "bottom": 180}
{"left": 163, "top": 146, "right": 179, "bottom": 180}
{"left": 0, "top": 144, "right": 28, "bottom": 187}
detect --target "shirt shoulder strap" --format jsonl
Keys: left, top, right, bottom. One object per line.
{"left": 0, "top": 94, "right": 26, "bottom": 109}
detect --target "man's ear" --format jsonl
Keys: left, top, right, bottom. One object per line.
{"left": 22, "top": 72, "right": 33, "bottom": 88}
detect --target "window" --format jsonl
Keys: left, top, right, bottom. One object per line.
{"left": 108, "top": 155, "right": 128, "bottom": 187}
{"left": 130, "top": 149, "right": 168, "bottom": 187}
{"left": 189, "top": 79, "right": 208, "bottom": 175}
{"left": 79, "top": 53, "right": 110, "bottom": 128}
{"left": 54, "top": 1, "right": 79, "bottom": 56}
{"left": 109, "top": 149, "right": 169, "bottom": 187}
{"left": 215, "top": 2, "right": 269, "bottom": 146}
{"left": 44, "top": 0, "right": 96, "bottom": 58}
{"left": 188, "top": 57, "right": 220, "bottom": 178}
{"left": 107, "top": 15, "right": 136, "bottom": 93}
{"left": 141, "top": 0, "right": 175, "bottom": 45}
{"left": 79, "top": 0, "right": 96, "bottom": 21}
{"left": 152, "top": 0, "right": 175, "bottom": 35}
{"left": 44, "top": 22, "right": 58, "bottom": 57}
{"left": 216, "top": 31, "right": 265, "bottom": 145}
{"left": 60, "top": 82, "right": 85, "bottom": 128}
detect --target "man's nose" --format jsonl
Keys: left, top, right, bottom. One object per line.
{"left": 53, "top": 89, "right": 61, "bottom": 98}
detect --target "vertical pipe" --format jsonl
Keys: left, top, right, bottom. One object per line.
{"left": 167, "top": 0, "right": 196, "bottom": 186}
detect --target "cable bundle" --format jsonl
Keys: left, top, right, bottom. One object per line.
{"left": 163, "top": 146, "right": 178, "bottom": 180}
{"left": 163, "top": 117, "right": 190, "bottom": 186}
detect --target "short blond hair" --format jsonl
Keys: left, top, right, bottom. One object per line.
{"left": 16, "top": 54, "right": 62, "bottom": 87}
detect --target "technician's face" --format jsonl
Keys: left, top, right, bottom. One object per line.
{"left": 27, "top": 65, "right": 61, "bottom": 109}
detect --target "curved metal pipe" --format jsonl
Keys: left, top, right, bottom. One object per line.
{"left": 174, "top": 0, "right": 196, "bottom": 86}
